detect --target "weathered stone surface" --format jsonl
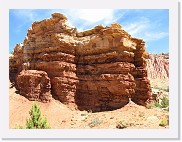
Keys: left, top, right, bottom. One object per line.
{"left": 10, "top": 13, "right": 152, "bottom": 111}
{"left": 16, "top": 70, "right": 52, "bottom": 102}
{"left": 146, "top": 53, "right": 169, "bottom": 80}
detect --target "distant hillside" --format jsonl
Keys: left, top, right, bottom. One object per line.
{"left": 146, "top": 53, "right": 169, "bottom": 80}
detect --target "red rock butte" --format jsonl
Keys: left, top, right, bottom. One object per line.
{"left": 9, "top": 13, "right": 152, "bottom": 112}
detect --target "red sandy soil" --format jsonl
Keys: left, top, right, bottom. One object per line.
{"left": 9, "top": 82, "right": 169, "bottom": 129}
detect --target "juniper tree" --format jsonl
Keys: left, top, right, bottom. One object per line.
{"left": 26, "top": 103, "right": 50, "bottom": 129}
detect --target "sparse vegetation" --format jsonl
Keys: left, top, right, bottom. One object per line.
{"left": 146, "top": 96, "right": 169, "bottom": 110}
{"left": 153, "top": 102, "right": 162, "bottom": 108}
{"left": 15, "top": 124, "right": 23, "bottom": 129}
{"left": 159, "top": 117, "right": 168, "bottom": 127}
{"left": 160, "top": 96, "right": 169, "bottom": 108}
{"left": 150, "top": 79, "right": 169, "bottom": 93}
{"left": 88, "top": 117, "right": 102, "bottom": 128}
{"left": 26, "top": 103, "right": 50, "bottom": 129}
{"left": 153, "top": 85, "right": 169, "bottom": 92}
{"left": 15, "top": 103, "right": 51, "bottom": 129}
{"left": 116, "top": 120, "right": 128, "bottom": 129}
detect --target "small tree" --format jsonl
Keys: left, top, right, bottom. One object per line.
{"left": 26, "top": 103, "right": 50, "bottom": 129}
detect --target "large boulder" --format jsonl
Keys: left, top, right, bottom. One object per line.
{"left": 16, "top": 70, "right": 52, "bottom": 102}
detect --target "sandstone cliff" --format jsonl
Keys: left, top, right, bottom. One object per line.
{"left": 146, "top": 53, "right": 169, "bottom": 80}
{"left": 9, "top": 13, "right": 151, "bottom": 111}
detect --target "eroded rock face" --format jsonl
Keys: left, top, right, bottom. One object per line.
{"left": 146, "top": 53, "right": 169, "bottom": 80}
{"left": 10, "top": 13, "right": 151, "bottom": 111}
{"left": 9, "top": 43, "right": 24, "bottom": 82}
{"left": 16, "top": 70, "right": 52, "bottom": 102}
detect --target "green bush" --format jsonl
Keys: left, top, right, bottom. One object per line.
{"left": 147, "top": 97, "right": 169, "bottom": 109}
{"left": 26, "top": 103, "right": 50, "bottom": 129}
{"left": 160, "top": 97, "right": 169, "bottom": 108}
{"left": 159, "top": 117, "right": 168, "bottom": 127}
{"left": 153, "top": 102, "right": 162, "bottom": 108}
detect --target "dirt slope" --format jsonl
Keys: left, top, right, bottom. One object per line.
{"left": 9, "top": 82, "right": 168, "bottom": 129}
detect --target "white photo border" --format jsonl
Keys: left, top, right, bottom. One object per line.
{"left": 0, "top": 0, "right": 179, "bottom": 139}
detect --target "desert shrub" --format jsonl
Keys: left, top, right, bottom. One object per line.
{"left": 15, "top": 125, "right": 24, "bottom": 129}
{"left": 146, "top": 101, "right": 161, "bottom": 109}
{"left": 88, "top": 117, "right": 102, "bottom": 128}
{"left": 116, "top": 120, "right": 128, "bottom": 129}
{"left": 26, "top": 103, "right": 50, "bottom": 129}
{"left": 153, "top": 102, "right": 162, "bottom": 108}
{"left": 147, "top": 96, "right": 169, "bottom": 110}
{"left": 159, "top": 117, "right": 168, "bottom": 127}
{"left": 160, "top": 97, "right": 169, "bottom": 108}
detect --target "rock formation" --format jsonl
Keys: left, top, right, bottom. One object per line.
{"left": 146, "top": 53, "right": 169, "bottom": 80}
{"left": 16, "top": 70, "right": 52, "bottom": 102}
{"left": 9, "top": 13, "right": 151, "bottom": 111}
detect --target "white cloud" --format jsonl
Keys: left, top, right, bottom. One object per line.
{"left": 123, "top": 17, "right": 168, "bottom": 42}
{"left": 11, "top": 9, "right": 168, "bottom": 42}
{"left": 56, "top": 9, "right": 124, "bottom": 31}
{"left": 144, "top": 32, "right": 168, "bottom": 41}
{"left": 12, "top": 9, "right": 125, "bottom": 32}
{"left": 123, "top": 17, "right": 149, "bottom": 36}
{"left": 65, "top": 9, "right": 114, "bottom": 23}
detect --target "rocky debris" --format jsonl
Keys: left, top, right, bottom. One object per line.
{"left": 16, "top": 70, "right": 52, "bottom": 102}
{"left": 10, "top": 13, "right": 151, "bottom": 111}
{"left": 146, "top": 53, "right": 169, "bottom": 80}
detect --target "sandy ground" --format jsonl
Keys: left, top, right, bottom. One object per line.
{"left": 9, "top": 82, "right": 169, "bottom": 129}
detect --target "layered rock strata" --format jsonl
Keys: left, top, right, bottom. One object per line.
{"left": 9, "top": 13, "right": 151, "bottom": 111}
{"left": 16, "top": 70, "right": 52, "bottom": 102}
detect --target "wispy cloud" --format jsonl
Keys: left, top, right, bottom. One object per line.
{"left": 10, "top": 10, "right": 37, "bottom": 33}
{"left": 50, "top": 9, "right": 125, "bottom": 31}
{"left": 122, "top": 16, "right": 168, "bottom": 42}
{"left": 11, "top": 9, "right": 126, "bottom": 32}
{"left": 9, "top": 9, "right": 169, "bottom": 53}
{"left": 143, "top": 32, "right": 168, "bottom": 41}
{"left": 123, "top": 18, "right": 149, "bottom": 36}
{"left": 69, "top": 9, "right": 114, "bottom": 23}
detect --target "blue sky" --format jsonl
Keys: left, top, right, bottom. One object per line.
{"left": 9, "top": 9, "right": 169, "bottom": 54}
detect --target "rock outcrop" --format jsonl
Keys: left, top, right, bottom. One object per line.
{"left": 146, "top": 53, "right": 169, "bottom": 80}
{"left": 9, "top": 13, "right": 151, "bottom": 111}
{"left": 16, "top": 70, "right": 52, "bottom": 102}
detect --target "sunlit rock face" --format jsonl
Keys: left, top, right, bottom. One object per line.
{"left": 16, "top": 70, "right": 52, "bottom": 103}
{"left": 10, "top": 13, "right": 151, "bottom": 111}
{"left": 146, "top": 53, "right": 169, "bottom": 80}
